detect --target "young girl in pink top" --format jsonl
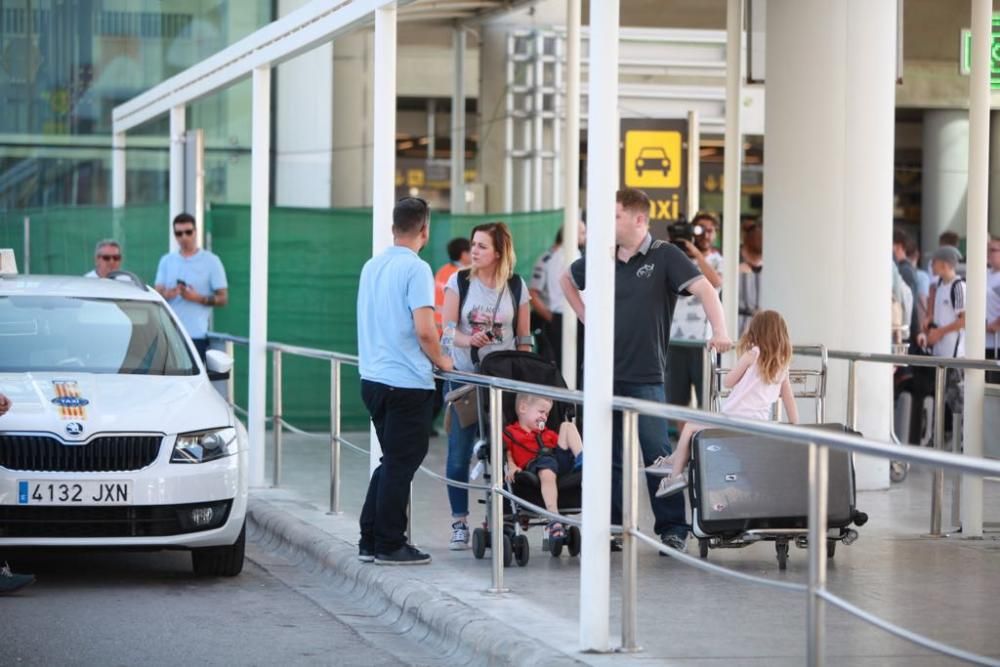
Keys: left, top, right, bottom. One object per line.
{"left": 648, "top": 310, "right": 799, "bottom": 497}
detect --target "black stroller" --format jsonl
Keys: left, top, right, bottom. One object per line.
{"left": 469, "top": 351, "right": 583, "bottom": 566}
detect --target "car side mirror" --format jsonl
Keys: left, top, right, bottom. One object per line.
{"left": 205, "top": 349, "right": 233, "bottom": 381}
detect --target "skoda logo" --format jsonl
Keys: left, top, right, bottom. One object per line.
{"left": 52, "top": 396, "right": 89, "bottom": 408}
{"left": 65, "top": 422, "right": 85, "bottom": 437}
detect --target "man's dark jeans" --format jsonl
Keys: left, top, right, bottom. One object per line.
{"left": 611, "top": 381, "right": 688, "bottom": 539}
{"left": 360, "top": 380, "right": 435, "bottom": 554}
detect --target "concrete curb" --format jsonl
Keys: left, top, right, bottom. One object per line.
{"left": 247, "top": 497, "right": 583, "bottom": 666}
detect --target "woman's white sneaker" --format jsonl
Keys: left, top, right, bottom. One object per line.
{"left": 449, "top": 521, "right": 470, "bottom": 550}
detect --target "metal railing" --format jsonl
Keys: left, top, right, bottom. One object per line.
{"left": 209, "top": 332, "right": 1000, "bottom": 666}
{"left": 794, "top": 346, "right": 1000, "bottom": 536}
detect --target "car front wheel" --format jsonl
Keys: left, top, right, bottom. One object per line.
{"left": 192, "top": 521, "right": 246, "bottom": 577}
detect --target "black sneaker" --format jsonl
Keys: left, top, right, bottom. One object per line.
{"left": 0, "top": 563, "right": 34, "bottom": 595}
{"left": 660, "top": 533, "right": 688, "bottom": 556}
{"left": 610, "top": 537, "right": 623, "bottom": 552}
{"left": 374, "top": 544, "right": 431, "bottom": 566}
{"left": 358, "top": 543, "right": 375, "bottom": 563}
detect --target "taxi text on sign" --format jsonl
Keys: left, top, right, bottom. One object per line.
{"left": 620, "top": 118, "right": 688, "bottom": 238}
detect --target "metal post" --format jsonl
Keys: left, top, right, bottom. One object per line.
{"left": 701, "top": 345, "right": 712, "bottom": 410}
{"left": 951, "top": 412, "right": 963, "bottom": 529}
{"left": 488, "top": 386, "right": 508, "bottom": 593}
{"left": 272, "top": 349, "right": 283, "bottom": 487}
{"left": 561, "top": 0, "right": 581, "bottom": 390}
{"left": 721, "top": 0, "right": 744, "bottom": 343}
{"left": 369, "top": 5, "right": 397, "bottom": 473}
{"left": 225, "top": 340, "right": 235, "bottom": 404}
{"left": 169, "top": 105, "right": 186, "bottom": 250}
{"left": 620, "top": 410, "right": 641, "bottom": 653}
{"left": 451, "top": 26, "right": 466, "bottom": 213}
{"left": 22, "top": 217, "right": 29, "bottom": 275}
{"left": 687, "top": 110, "right": 700, "bottom": 219}
{"left": 247, "top": 66, "right": 272, "bottom": 488}
{"left": 806, "top": 442, "right": 829, "bottom": 666}
{"left": 329, "top": 359, "right": 342, "bottom": 514}
{"left": 579, "top": 0, "right": 619, "bottom": 651}
{"left": 112, "top": 131, "right": 126, "bottom": 242}
{"left": 961, "top": 0, "right": 991, "bottom": 538}
{"left": 930, "top": 365, "right": 946, "bottom": 536}
{"left": 846, "top": 360, "right": 858, "bottom": 431}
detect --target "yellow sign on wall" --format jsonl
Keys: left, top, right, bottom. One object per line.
{"left": 623, "top": 130, "right": 682, "bottom": 189}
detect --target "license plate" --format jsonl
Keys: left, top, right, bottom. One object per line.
{"left": 17, "top": 480, "right": 133, "bottom": 505}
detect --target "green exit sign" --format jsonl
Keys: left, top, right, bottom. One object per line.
{"left": 960, "top": 14, "right": 1000, "bottom": 89}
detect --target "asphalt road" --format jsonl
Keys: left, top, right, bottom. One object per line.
{"left": 0, "top": 546, "right": 413, "bottom": 666}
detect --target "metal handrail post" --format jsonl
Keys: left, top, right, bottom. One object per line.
{"left": 806, "top": 441, "right": 829, "bottom": 666}
{"left": 225, "top": 340, "right": 235, "bottom": 404}
{"left": 930, "top": 366, "right": 946, "bottom": 536}
{"left": 272, "top": 349, "right": 283, "bottom": 487}
{"left": 329, "top": 359, "right": 342, "bottom": 514}
{"left": 846, "top": 360, "right": 858, "bottom": 431}
{"left": 620, "top": 409, "right": 641, "bottom": 652}
{"left": 488, "top": 386, "right": 508, "bottom": 593}
{"left": 700, "top": 345, "right": 712, "bottom": 410}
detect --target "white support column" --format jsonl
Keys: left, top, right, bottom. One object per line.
{"left": 561, "top": 0, "right": 581, "bottom": 390}
{"left": 722, "top": 0, "right": 742, "bottom": 342}
{"left": 764, "top": 0, "right": 894, "bottom": 490}
{"left": 451, "top": 26, "right": 466, "bottom": 213}
{"left": 248, "top": 66, "right": 272, "bottom": 488}
{"left": 369, "top": 3, "right": 397, "bottom": 472}
{"left": 112, "top": 132, "right": 126, "bottom": 240}
{"left": 169, "top": 106, "right": 186, "bottom": 250}
{"left": 961, "top": 0, "right": 991, "bottom": 538}
{"left": 579, "top": 0, "right": 618, "bottom": 653}
{"left": 687, "top": 110, "right": 700, "bottom": 220}
{"left": 921, "top": 111, "right": 969, "bottom": 257}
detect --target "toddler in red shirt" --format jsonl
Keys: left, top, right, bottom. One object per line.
{"left": 502, "top": 394, "right": 583, "bottom": 540}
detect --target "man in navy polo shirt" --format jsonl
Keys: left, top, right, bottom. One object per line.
{"left": 562, "top": 187, "right": 732, "bottom": 553}
{"left": 357, "top": 197, "right": 454, "bottom": 565}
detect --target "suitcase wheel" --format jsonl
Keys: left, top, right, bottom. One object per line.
{"left": 698, "top": 538, "right": 709, "bottom": 559}
{"left": 776, "top": 540, "right": 789, "bottom": 570}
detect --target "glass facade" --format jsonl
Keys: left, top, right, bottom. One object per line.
{"left": 0, "top": 1, "right": 271, "bottom": 212}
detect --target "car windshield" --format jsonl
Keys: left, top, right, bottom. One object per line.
{"left": 0, "top": 296, "right": 198, "bottom": 375}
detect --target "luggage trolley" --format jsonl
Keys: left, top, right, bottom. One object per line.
{"left": 690, "top": 344, "right": 868, "bottom": 570}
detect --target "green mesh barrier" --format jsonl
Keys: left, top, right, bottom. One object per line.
{"left": 208, "top": 205, "right": 565, "bottom": 430}
{"left": 0, "top": 204, "right": 565, "bottom": 430}
{"left": 0, "top": 205, "right": 169, "bottom": 279}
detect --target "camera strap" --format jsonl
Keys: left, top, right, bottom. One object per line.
{"left": 471, "top": 284, "right": 507, "bottom": 365}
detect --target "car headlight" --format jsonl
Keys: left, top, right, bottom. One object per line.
{"left": 637, "top": 159, "right": 645, "bottom": 166}
{"left": 171, "top": 427, "right": 238, "bottom": 464}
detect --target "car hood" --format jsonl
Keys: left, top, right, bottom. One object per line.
{"left": 0, "top": 372, "right": 231, "bottom": 440}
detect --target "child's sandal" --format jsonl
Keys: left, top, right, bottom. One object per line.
{"left": 548, "top": 521, "right": 566, "bottom": 540}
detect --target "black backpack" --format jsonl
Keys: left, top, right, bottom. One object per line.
{"left": 455, "top": 268, "right": 523, "bottom": 364}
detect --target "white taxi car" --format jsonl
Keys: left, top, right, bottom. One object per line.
{"left": 0, "top": 270, "right": 247, "bottom": 576}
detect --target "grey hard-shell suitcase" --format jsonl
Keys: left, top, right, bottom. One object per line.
{"left": 689, "top": 424, "right": 859, "bottom": 536}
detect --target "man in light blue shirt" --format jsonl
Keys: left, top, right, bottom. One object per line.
{"left": 356, "top": 197, "right": 452, "bottom": 566}
{"left": 154, "top": 213, "right": 228, "bottom": 361}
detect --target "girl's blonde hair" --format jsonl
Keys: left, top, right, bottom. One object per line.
{"left": 738, "top": 310, "right": 793, "bottom": 384}
{"left": 469, "top": 222, "right": 516, "bottom": 283}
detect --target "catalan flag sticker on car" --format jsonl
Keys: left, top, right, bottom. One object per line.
{"left": 51, "top": 380, "right": 89, "bottom": 420}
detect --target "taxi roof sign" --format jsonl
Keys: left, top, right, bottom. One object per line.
{"left": 0, "top": 249, "right": 18, "bottom": 274}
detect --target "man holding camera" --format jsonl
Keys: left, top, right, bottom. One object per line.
{"left": 561, "top": 188, "right": 732, "bottom": 553}
{"left": 666, "top": 212, "right": 723, "bottom": 427}
{"left": 154, "top": 213, "right": 228, "bottom": 361}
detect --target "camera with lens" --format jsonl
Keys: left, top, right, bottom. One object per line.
{"left": 666, "top": 217, "right": 704, "bottom": 252}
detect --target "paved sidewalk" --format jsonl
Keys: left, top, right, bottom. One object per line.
{"left": 247, "top": 429, "right": 1000, "bottom": 665}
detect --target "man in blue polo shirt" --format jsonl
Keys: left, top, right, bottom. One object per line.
{"left": 357, "top": 197, "right": 453, "bottom": 566}
{"left": 154, "top": 213, "right": 228, "bottom": 361}
{"left": 562, "top": 187, "right": 732, "bottom": 553}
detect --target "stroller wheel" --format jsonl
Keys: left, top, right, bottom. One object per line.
{"left": 472, "top": 528, "right": 487, "bottom": 559}
{"left": 776, "top": 540, "right": 789, "bottom": 571}
{"left": 502, "top": 533, "right": 513, "bottom": 567}
{"left": 698, "top": 538, "right": 709, "bottom": 559}
{"left": 513, "top": 535, "right": 530, "bottom": 566}
{"left": 549, "top": 535, "right": 564, "bottom": 558}
{"left": 567, "top": 526, "right": 581, "bottom": 557}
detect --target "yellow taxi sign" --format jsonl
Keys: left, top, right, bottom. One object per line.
{"left": 623, "top": 130, "right": 682, "bottom": 189}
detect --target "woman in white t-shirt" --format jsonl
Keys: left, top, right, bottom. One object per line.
{"left": 440, "top": 222, "right": 531, "bottom": 550}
